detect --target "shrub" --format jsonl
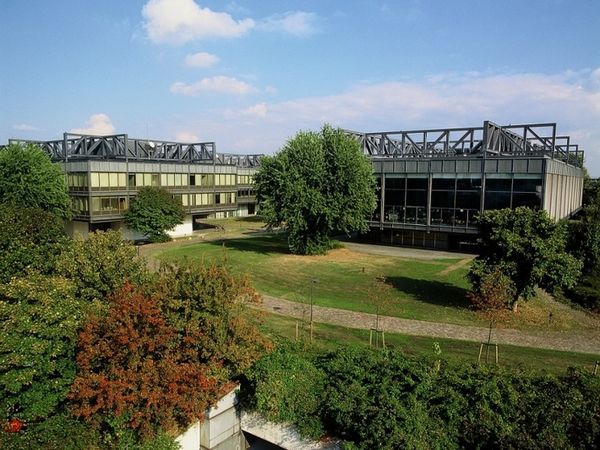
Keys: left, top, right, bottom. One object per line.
{"left": 70, "top": 282, "right": 222, "bottom": 442}
{"left": 243, "top": 346, "right": 600, "bottom": 449}
{"left": 57, "top": 230, "right": 149, "bottom": 304}
{"left": 0, "top": 275, "right": 87, "bottom": 446}
{"left": 154, "top": 263, "right": 272, "bottom": 379}
{"left": 242, "top": 345, "right": 325, "bottom": 438}
{"left": 0, "top": 205, "right": 69, "bottom": 283}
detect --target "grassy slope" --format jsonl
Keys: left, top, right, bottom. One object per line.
{"left": 158, "top": 231, "right": 598, "bottom": 332}
{"left": 262, "top": 313, "right": 599, "bottom": 374}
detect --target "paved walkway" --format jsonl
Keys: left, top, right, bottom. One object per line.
{"left": 261, "top": 296, "right": 600, "bottom": 355}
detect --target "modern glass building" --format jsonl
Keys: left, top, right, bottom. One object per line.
{"left": 347, "top": 121, "right": 585, "bottom": 250}
{"left": 7, "top": 133, "right": 261, "bottom": 239}
{"left": 6, "top": 120, "right": 584, "bottom": 248}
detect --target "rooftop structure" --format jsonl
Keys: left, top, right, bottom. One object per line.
{"left": 346, "top": 121, "right": 584, "bottom": 250}
{"left": 5, "top": 132, "right": 263, "bottom": 240}
{"left": 5, "top": 121, "right": 584, "bottom": 250}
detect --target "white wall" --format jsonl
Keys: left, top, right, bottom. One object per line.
{"left": 64, "top": 220, "right": 90, "bottom": 239}
{"left": 167, "top": 214, "right": 194, "bottom": 238}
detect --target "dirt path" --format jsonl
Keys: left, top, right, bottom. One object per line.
{"left": 260, "top": 296, "right": 600, "bottom": 355}
{"left": 439, "top": 257, "right": 473, "bottom": 276}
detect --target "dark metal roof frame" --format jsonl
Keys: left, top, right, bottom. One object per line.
{"left": 346, "top": 121, "right": 583, "bottom": 167}
{"left": 7, "top": 133, "right": 263, "bottom": 168}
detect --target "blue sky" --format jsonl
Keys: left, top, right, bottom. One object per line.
{"left": 1, "top": 0, "right": 600, "bottom": 174}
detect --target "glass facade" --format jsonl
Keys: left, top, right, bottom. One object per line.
{"left": 381, "top": 173, "right": 542, "bottom": 229}
{"left": 67, "top": 168, "right": 253, "bottom": 221}
{"left": 484, "top": 175, "right": 542, "bottom": 210}
{"left": 238, "top": 174, "right": 253, "bottom": 185}
{"left": 91, "top": 197, "right": 128, "bottom": 216}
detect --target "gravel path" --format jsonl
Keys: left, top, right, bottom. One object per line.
{"left": 261, "top": 296, "right": 600, "bottom": 355}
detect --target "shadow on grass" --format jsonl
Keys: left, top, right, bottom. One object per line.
{"left": 205, "top": 233, "right": 290, "bottom": 255}
{"left": 387, "top": 276, "right": 470, "bottom": 309}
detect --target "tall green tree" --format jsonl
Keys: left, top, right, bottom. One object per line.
{"left": 56, "top": 230, "right": 149, "bottom": 304}
{"left": 0, "top": 143, "right": 71, "bottom": 219}
{"left": 0, "top": 275, "right": 85, "bottom": 437}
{"left": 154, "top": 262, "right": 272, "bottom": 379}
{"left": 0, "top": 205, "right": 70, "bottom": 283}
{"left": 468, "top": 207, "right": 582, "bottom": 311}
{"left": 124, "top": 187, "right": 185, "bottom": 242}
{"left": 255, "top": 124, "right": 376, "bottom": 254}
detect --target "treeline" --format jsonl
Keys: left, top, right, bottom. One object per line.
{"left": 566, "top": 177, "right": 600, "bottom": 311}
{"left": 0, "top": 222, "right": 270, "bottom": 449}
{"left": 242, "top": 345, "right": 600, "bottom": 450}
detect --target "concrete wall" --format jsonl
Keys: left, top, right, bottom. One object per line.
{"left": 176, "top": 386, "right": 247, "bottom": 450}
{"left": 241, "top": 412, "right": 338, "bottom": 450}
{"left": 543, "top": 173, "right": 583, "bottom": 220}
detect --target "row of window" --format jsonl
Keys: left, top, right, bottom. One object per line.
{"left": 67, "top": 172, "right": 246, "bottom": 191}
{"left": 72, "top": 191, "right": 238, "bottom": 216}
{"left": 381, "top": 206, "right": 480, "bottom": 228}
{"left": 384, "top": 176, "right": 541, "bottom": 192}
{"left": 238, "top": 175, "right": 254, "bottom": 185}
{"left": 238, "top": 189, "right": 255, "bottom": 197}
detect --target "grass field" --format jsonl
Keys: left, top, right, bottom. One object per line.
{"left": 261, "top": 312, "right": 600, "bottom": 374}
{"left": 156, "top": 226, "right": 599, "bottom": 332}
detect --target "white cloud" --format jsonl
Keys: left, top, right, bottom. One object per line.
{"left": 184, "top": 51, "right": 219, "bottom": 68}
{"left": 175, "top": 131, "right": 199, "bottom": 142}
{"left": 241, "top": 102, "right": 267, "bottom": 118}
{"left": 142, "top": 0, "right": 254, "bottom": 44}
{"left": 71, "top": 113, "right": 116, "bottom": 135}
{"left": 200, "top": 68, "right": 600, "bottom": 174}
{"left": 170, "top": 76, "right": 255, "bottom": 95}
{"left": 258, "top": 11, "right": 318, "bottom": 37}
{"left": 13, "top": 123, "right": 41, "bottom": 131}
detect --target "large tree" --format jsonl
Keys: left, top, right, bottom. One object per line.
{"left": 468, "top": 207, "right": 582, "bottom": 311}
{"left": 255, "top": 124, "right": 376, "bottom": 254}
{"left": 124, "top": 186, "right": 185, "bottom": 242}
{"left": 0, "top": 143, "right": 71, "bottom": 219}
{"left": 56, "top": 230, "right": 149, "bottom": 304}
{"left": 0, "top": 205, "right": 70, "bottom": 283}
{"left": 0, "top": 275, "right": 86, "bottom": 441}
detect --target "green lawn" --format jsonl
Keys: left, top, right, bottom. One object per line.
{"left": 261, "top": 313, "right": 600, "bottom": 375}
{"left": 156, "top": 231, "right": 598, "bottom": 332}
{"left": 158, "top": 233, "right": 480, "bottom": 326}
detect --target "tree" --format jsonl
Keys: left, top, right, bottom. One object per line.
{"left": 469, "top": 207, "right": 582, "bottom": 311}
{"left": 124, "top": 187, "right": 185, "bottom": 242}
{"left": 0, "top": 143, "right": 71, "bottom": 219}
{"left": 153, "top": 263, "right": 272, "bottom": 379}
{"left": 0, "top": 275, "right": 84, "bottom": 434}
{"left": 467, "top": 265, "right": 515, "bottom": 316}
{"left": 56, "top": 230, "right": 149, "bottom": 304}
{"left": 0, "top": 205, "right": 70, "bottom": 283}
{"left": 254, "top": 124, "right": 376, "bottom": 254}
{"left": 69, "top": 282, "right": 222, "bottom": 442}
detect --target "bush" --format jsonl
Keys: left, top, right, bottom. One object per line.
{"left": 154, "top": 263, "right": 272, "bottom": 379}
{"left": 242, "top": 346, "right": 600, "bottom": 449}
{"left": 57, "top": 230, "right": 148, "bottom": 304}
{"left": 0, "top": 412, "right": 100, "bottom": 450}
{"left": 70, "top": 282, "right": 222, "bottom": 441}
{"left": 0, "top": 205, "right": 70, "bottom": 283}
{"left": 242, "top": 345, "right": 325, "bottom": 438}
{"left": 0, "top": 275, "right": 84, "bottom": 423}
{"left": 467, "top": 264, "right": 515, "bottom": 316}
{"left": 320, "top": 347, "right": 453, "bottom": 450}
{"left": 566, "top": 268, "right": 600, "bottom": 312}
